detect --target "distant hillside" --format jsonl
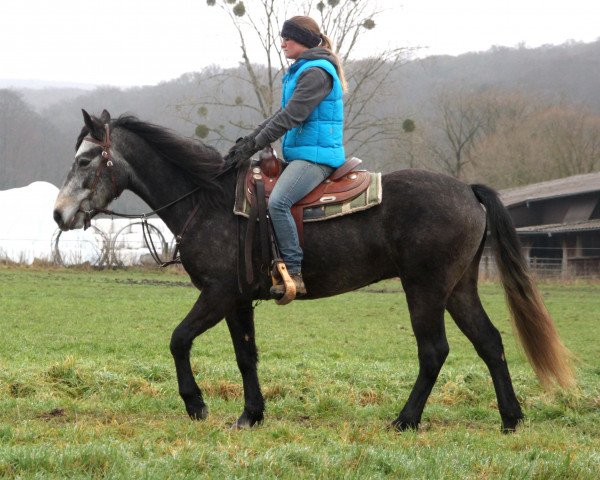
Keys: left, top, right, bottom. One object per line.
{"left": 0, "top": 79, "right": 96, "bottom": 111}
{"left": 390, "top": 40, "right": 600, "bottom": 119}
{"left": 17, "top": 87, "right": 93, "bottom": 113}
{"left": 2, "top": 39, "right": 600, "bottom": 211}
{"left": 0, "top": 79, "right": 97, "bottom": 90}
{"left": 14, "top": 39, "right": 600, "bottom": 124}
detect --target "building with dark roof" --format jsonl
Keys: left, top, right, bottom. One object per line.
{"left": 495, "top": 172, "right": 600, "bottom": 277}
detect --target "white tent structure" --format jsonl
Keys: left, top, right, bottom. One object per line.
{"left": 0, "top": 182, "right": 173, "bottom": 266}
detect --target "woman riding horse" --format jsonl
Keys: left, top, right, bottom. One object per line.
{"left": 228, "top": 15, "right": 347, "bottom": 298}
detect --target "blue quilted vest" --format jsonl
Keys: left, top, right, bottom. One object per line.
{"left": 281, "top": 58, "right": 345, "bottom": 168}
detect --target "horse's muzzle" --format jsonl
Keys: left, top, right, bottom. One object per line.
{"left": 53, "top": 208, "right": 64, "bottom": 229}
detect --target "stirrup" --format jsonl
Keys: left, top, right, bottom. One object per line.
{"left": 271, "top": 261, "right": 296, "bottom": 305}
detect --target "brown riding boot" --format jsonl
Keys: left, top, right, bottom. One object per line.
{"left": 270, "top": 272, "right": 307, "bottom": 298}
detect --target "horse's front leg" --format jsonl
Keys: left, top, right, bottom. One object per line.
{"left": 226, "top": 301, "right": 265, "bottom": 428}
{"left": 170, "top": 287, "right": 232, "bottom": 420}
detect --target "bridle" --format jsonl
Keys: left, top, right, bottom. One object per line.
{"left": 73, "top": 123, "right": 119, "bottom": 231}
{"left": 76, "top": 122, "right": 204, "bottom": 267}
{"left": 83, "top": 123, "right": 119, "bottom": 202}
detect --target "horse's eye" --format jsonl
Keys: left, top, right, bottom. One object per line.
{"left": 77, "top": 157, "right": 92, "bottom": 167}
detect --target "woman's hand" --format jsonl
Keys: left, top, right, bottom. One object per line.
{"left": 225, "top": 135, "right": 259, "bottom": 167}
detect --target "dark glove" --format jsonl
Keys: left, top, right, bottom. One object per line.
{"left": 226, "top": 136, "right": 245, "bottom": 156}
{"left": 225, "top": 135, "right": 259, "bottom": 167}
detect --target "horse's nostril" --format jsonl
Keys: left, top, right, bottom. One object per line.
{"left": 53, "top": 209, "right": 63, "bottom": 226}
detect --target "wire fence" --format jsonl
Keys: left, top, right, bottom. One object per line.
{"left": 480, "top": 246, "right": 600, "bottom": 280}
{"left": 50, "top": 221, "right": 172, "bottom": 267}
{"left": 0, "top": 218, "right": 175, "bottom": 268}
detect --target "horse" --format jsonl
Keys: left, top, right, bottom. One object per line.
{"left": 53, "top": 109, "right": 574, "bottom": 432}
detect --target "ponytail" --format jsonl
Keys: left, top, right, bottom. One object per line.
{"left": 287, "top": 16, "right": 348, "bottom": 93}
{"left": 319, "top": 32, "right": 348, "bottom": 93}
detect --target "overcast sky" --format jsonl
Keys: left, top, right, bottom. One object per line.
{"left": 0, "top": 0, "right": 597, "bottom": 88}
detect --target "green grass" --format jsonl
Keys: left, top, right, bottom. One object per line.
{"left": 0, "top": 265, "right": 599, "bottom": 479}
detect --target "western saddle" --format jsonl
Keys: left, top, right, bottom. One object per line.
{"left": 242, "top": 147, "right": 370, "bottom": 304}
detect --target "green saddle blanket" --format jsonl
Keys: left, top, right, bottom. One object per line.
{"left": 233, "top": 170, "right": 382, "bottom": 222}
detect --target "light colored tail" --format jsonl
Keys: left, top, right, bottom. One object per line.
{"left": 472, "top": 184, "right": 575, "bottom": 389}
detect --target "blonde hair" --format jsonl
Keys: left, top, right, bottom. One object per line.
{"left": 288, "top": 16, "right": 348, "bottom": 93}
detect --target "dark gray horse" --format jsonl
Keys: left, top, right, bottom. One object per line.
{"left": 53, "top": 110, "right": 574, "bottom": 432}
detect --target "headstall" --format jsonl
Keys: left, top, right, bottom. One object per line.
{"left": 83, "top": 123, "right": 119, "bottom": 203}
{"left": 77, "top": 123, "right": 203, "bottom": 267}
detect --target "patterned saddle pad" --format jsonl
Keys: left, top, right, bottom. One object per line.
{"left": 233, "top": 161, "right": 382, "bottom": 223}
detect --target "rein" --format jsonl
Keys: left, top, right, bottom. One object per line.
{"left": 93, "top": 189, "right": 203, "bottom": 268}
{"left": 80, "top": 122, "right": 220, "bottom": 267}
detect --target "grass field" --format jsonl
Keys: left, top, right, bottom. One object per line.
{"left": 0, "top": 265, "right": 599, "bottom": 479}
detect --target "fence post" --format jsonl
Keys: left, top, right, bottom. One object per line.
{"left": 561, "top": 238, "right": 569, "bottom": 280}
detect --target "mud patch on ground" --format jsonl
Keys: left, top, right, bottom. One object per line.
{"left": 37, "top": 408, "right": 66, "bottom": 420}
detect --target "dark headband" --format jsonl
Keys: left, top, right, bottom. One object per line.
{"left": 281, "top": 20, "right": 321, "bottom": 48}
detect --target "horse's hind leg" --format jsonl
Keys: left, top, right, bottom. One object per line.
{"left": 225, "top": 301, "right": 265, "bottom": 428}
{"left": 446, "top": 268, "right": 523, "bottom": 432}
{"left": 393, "top": 289, "right": 449, "bottom": 431}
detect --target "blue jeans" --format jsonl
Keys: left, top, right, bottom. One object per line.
{"left": 268, "top": 160, "right": 334, "bottom": 274}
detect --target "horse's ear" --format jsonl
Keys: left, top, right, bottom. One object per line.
{"left": 100, "top": 109, "right": 111, "bottom": 124}
{"left": 82, "top": 109, "right": 95, "bottom": 130}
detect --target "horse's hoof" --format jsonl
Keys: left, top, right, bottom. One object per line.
{"left": 231, "top": 410, "right": 263, "bottom": 429}
{"left": 186, "top": 403, "right": 209, "bottom": 421}
{"left": 230, "top": 419, "right": 249, "bottom": 430}
{"left": 501, "top": 415, "right": 524, "bottom": 433}
{"left": 391, "top": 417, "right": 419, "bottom": 432}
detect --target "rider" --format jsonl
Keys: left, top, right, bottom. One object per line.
{"left": 227, "top": 15, "right": 347, "bottom": 297}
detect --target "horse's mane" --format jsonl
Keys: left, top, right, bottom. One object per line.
{"left": 76, "top": 114, "right": 225, "bottom": 188}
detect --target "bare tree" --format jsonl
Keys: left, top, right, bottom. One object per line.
{"left": 471, "top": 114, "right": 551, "bottom": 188}
{"left": 427, "top": 88, "right": 537, "bottom": 178}
{"left": 182, "top": 0, "right": 409, "bottom": 156}
{"left": 359, "top": 86, "right": 600, "bottom": 185}
{"left": 468, "top": 94, "right": 600, "bottom": 187}
{"left": 427, "top": 89, "right": 488, "bottom": 178}
{"left": 539, "top": 104, "right": 600, "bottom": 176}
{"left": 386, "top": 118, "right": 430, "bottom": 171}
{"left": 466, "top": 91, "right": 546, "bottom": 187}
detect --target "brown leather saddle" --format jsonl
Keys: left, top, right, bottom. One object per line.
{"left": 244, "top": 148, "right": 370, "bottom": 245}
{"left": 239, "top": 147, "right": 371, "bottom": 302}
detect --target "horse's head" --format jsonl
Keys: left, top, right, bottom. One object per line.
{"left": 54, "top": 109, "right": 126, "bottom": 230}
